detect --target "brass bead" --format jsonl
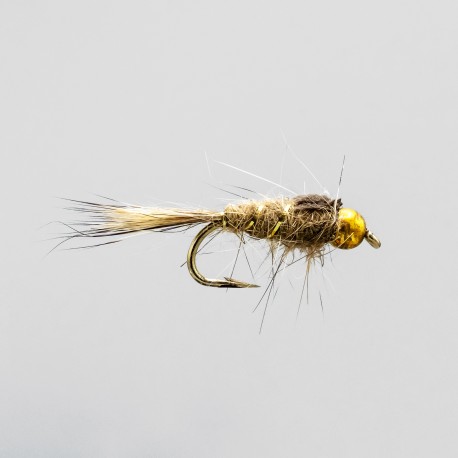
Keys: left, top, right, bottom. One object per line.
{"left": 331, "top": 208, "right": 366, "bottom": 249}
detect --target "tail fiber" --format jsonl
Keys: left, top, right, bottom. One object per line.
{"left": 65, "top": 199, "right": 220, "bottom": 238}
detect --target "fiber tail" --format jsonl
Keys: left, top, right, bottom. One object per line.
{"left": 60, "top": 198, "right": 221, "bottom": 245}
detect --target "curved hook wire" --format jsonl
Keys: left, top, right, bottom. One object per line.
{"left": 187, "top": 223, "right": 259, "bottom": 288}
{"left": 365, "top": 229, "right": 381, "bottom": 249}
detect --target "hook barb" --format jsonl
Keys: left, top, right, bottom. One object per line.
{"left": 187, "top": 223, "right": 259, "bottom": 288}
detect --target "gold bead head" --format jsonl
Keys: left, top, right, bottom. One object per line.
{"left": 332, "top": 208, "right": 367, "bottom": 249}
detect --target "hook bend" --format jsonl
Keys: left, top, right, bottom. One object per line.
{"left": 187, "top": 223, "right": 259, "bottom": 288}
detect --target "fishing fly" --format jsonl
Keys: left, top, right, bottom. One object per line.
{"left": 59, "top": 192, "right": 381, "bottom": 289}
{"left": 52, "top": 154, "right": 381, "bottom": 333}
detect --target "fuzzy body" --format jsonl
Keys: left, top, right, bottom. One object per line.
{"left": 223, "top": 194, "right": 342, "bottom": 252}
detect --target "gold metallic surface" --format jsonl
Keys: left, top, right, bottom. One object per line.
{"left": 332, "top": 208, "right": 382, "bottom": 250}
{"left": 244, "top": 220, "right": 255, "bottom": 230}
{"left": 268, "top": 221, "right": 283, "bottom": 238}
{"left": 331, "top": 208, "right": 367, "bottom": 249}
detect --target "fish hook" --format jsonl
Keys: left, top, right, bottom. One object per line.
{"left": 187, "top": 222, "right": 260, "bottom": 288}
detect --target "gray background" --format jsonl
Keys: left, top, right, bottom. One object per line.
{"left": 1, "top": 1, "right": 458, "bottom": 457}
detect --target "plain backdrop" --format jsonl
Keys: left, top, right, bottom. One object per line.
{"left": 1, "top": 1, "right": 457, "bottom": 457}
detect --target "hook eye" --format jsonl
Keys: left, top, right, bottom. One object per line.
{"left": 365, "top": 230, "right": 381, "bottom": 249}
